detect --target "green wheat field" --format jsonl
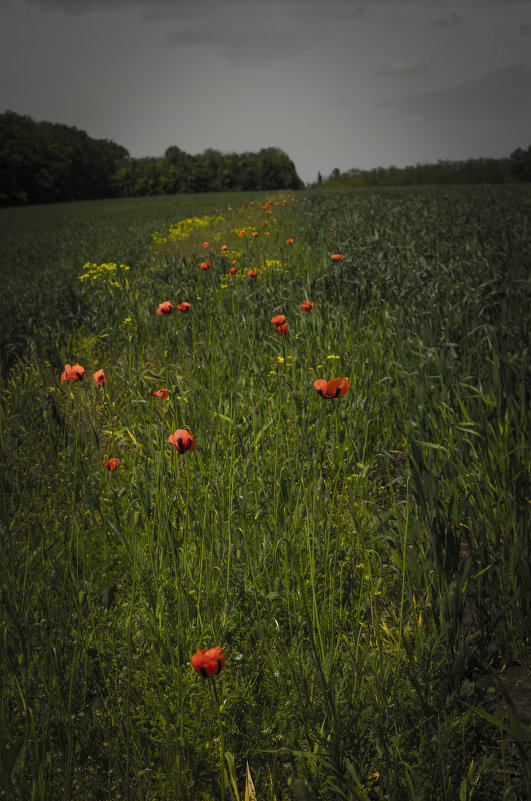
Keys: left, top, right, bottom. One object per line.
{"left": 1, "top": 185, "right": 530, "bottom": 800}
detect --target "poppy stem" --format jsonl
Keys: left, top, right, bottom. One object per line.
{"left": 211, "top": 678, "right": 226, "bottom": 801}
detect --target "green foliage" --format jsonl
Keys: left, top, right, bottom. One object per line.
{"left": 315, "top": 150, "right": 531, "bottom": 188}
{"left": 0, "top": 112, "right": 303, "bottom": 207}
{"left": 0, "top": 186, "right": 529, "bottom": 800}
{"left": 0, "top": 110, "right": 128, "bottom": 205}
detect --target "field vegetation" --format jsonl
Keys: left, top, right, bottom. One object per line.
{"left": 0, "top": 185, "right": 530, "bottom": 800}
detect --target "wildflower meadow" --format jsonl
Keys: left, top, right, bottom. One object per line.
{"left": 0, "top": 185, "right": 530, "bottom": 800}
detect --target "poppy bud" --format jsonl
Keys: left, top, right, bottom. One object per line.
{"left": 168, "top": 429, "right": 195, "bottom": 453}
{"left": 156, "top": 302, "right": 173, "bottom": 316}
{"left": 191, "top": 646, "right": 225, "bottom": 678}
{"left": 61, "top": 363, "right": 85, "bottom": 381}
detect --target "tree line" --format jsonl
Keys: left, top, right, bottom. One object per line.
{"left": 314, "top": 147, "right": 531, "bottom": 189}
{"left": 0, "top": 111, "right": 303, "bottom": 206}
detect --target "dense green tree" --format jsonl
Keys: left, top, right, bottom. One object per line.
{"left": 510, "top": 146, "right": 531, "bottom": 181}
{"left": 0, "top": 111, "right": 304, "bottom": 204}
{"left": 314, "top": 153, "right": 521, "bottom": 189}
{"left": 0, "top": 111, "right": 127, "bottom": 204}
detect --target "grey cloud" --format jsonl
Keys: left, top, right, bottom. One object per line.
{"left": 27, "top": 0, "right": 367, "bottom": 14}
{"left": 163, "top": 0, "right": 348, "bottom": 65}
{"left": 28, "top": 0, "right": 143, "bottom": 13}
{"left": 379, "top": 63, "right": 531, "bottom": 127}
{"left": 27, "top": 0, "right": 236, "bottom": 15}
{"left": 520, "top": 22, "right": 531, "bottom": 35}
{"left": 433, "top": 12, "right": 463, "bottom": 28}
{"left": 164, "top": 22, "right": 314, "bottom": 66}
{"left": 374, "top": 59, "right": 429, "bottom": 77}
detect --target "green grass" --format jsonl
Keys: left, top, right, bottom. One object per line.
{"left": 1, "top": 185, "right": 530, "bottom": 800}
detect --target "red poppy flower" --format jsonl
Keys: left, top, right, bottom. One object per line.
{"left": 277, "top": 323, "right": 289, "bottom": 336}
{"left": 152, "top": 388, "right": 169, "bottom": 399}
{"left": 61, "top": 363, "right": 85, "bottom": 381}
{"left": 93, "top": 369, "right": 106, "bottom": 385}
{"left": 231, "top": 259, "right": 238, "bottom": 264}
{"left": 271, "top": 314, "right": 286, "bottom": 327}
{"left": 202, "top": 242, "right": 209, "bottom": 248}
{"left": 157, "top": 302, "right": 173, "bottom": 316}
{"left": 106, "top": 458, "right": 120, "bottom": 471}
{"left": 314, "top": 377, "right": 350, "bottom": 398}
{"left": 221, "top": 245, "right": 228, "bottom": 251}
{"left": 177, "top": 302, "right": 191, "bottom": 312}
{"left": 286, "top": 238, "right": 294, "bottom": 245}
{"left": 331, "top": 254, "right": 343, "bottom": 262}
{"left": 168, "top": 429, "right": 195, "bottom": 453}
{"left": 251, "top": 231, "right": 259, "bottom": 237}
{"left": 247, "top": 269, "right": 257, "bottom": 278}
{"left": 191, "top": 646, "right": 225, "bottom": 678}
{"left": 238, "top": 230, "right": 245, "bottom": 237}
{"left": 300, "top": 300, "right": 313, "bottom": 311}
{"left": 199, "top": 261, "right": 211, "bottom": 271}
{"left": 228, "top": 266, "right": 236, "bottom": 275}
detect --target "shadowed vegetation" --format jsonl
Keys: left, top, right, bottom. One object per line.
{"left": 1, "top": 185, "right": 530, "bottom": 800}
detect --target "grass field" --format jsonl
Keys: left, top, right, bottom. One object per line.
{"left": 1, "top": 185, "right": 530, "bottom": 800}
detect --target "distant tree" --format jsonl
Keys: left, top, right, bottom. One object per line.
{"left": 313, "top": 152, "right": 519, "bottom": 190}
{"left": 0, "top": 110, "right": 128, "bottom": 205}
{"left": 0, "top": 111, "right": 305, "bottom": 204}
{"left": 510, "top": 146, "right": 531, "bottom": 181}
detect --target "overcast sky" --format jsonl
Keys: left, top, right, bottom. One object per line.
{"left": 1, "top": 0, "right": 530, "bottom": 184}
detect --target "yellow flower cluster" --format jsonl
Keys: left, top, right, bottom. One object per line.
{"left": 152, "top": 215, "right": 225, "bottom": 246}
{"left": 78, "top": 262, "right": 130, "bottom": 283}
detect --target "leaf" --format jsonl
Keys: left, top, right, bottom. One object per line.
{"left": 224, "top": 750, "right": 240, "bottom": 801}
{"left": 245, "top": 761, "right": 257, "bottom": 801}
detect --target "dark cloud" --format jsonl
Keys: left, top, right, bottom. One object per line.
{"left": 433, "top": 12, "right": 464, "bottom": 28}
{"left": 380, "top": 63, "right": 531, "bottom": 127}
{"left": 520, "top": 22, "right": 531, "bottom": 35}
{"left": 27, "top": 0, "right": 365, "bottom": 14}
{"left": 165, "top": 24, "right": 300, "bottom": 65}
{"left": 27, "top": 0, "right": 221, "bottom": 15}
{"left": 162, "top": 0, "right": 354, "bottom": 65}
